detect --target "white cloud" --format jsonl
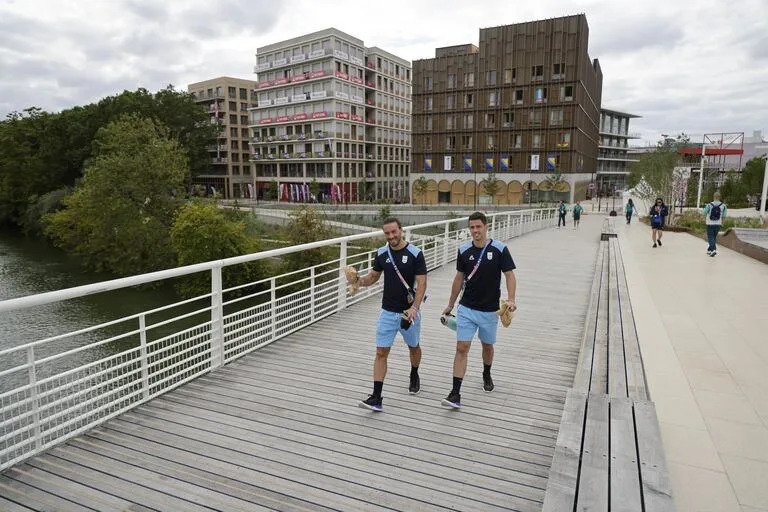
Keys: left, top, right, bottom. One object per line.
{"left": 1, "top": 0, "right": 766, "bottom": 144}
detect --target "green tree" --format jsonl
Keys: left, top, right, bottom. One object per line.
{"left": 413, "top": 176, "right": 429, "bottom": 206}
{"left": 265, "top": 179, "right": 278, "bottom": 200}
{"left": 309, "top": 178, "right": 320, "bottom": 201}
{"left": 741, "top": 156, "right": 766, "bottom": 199}
{"left": 44, "top": 114, "right": 187, "bottom": 276}
{"left": 21, "top": 186, "right": 73, "bottom": 236}
{"left": 481, "top": 172, "right": 504, "bottom": 204}
{"left": 281, "top": 206, "right": 338, "bottom": 273}
{"left": 0, "top": 87, "right": 214, "bottom": 230}
{"left": 628, "top": 133, "right": 690, "bottom": 221}
{"left": 169, "top": 201, "right": 266, "bottom": 298}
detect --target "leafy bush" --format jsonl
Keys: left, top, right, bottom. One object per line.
{"left": 673, "top": 211, "right": 766, "bottom": 234}
{"left": 170, "top": 201, "right": 268, "bottom": 298}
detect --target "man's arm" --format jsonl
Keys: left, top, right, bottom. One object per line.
{"left": 358, "top": 269, "right": 382, "bottom": 287}
{"left": 443, "top": 272, "right": 464, "bottom": 315}
{"left": 406, "top": 273, "right": 427, "bottom": 322}
{"left": 504, "top": 270, "right": 517, "bottom": 311}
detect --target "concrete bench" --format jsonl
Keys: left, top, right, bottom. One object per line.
{"left": 543, "top": 238, "right": 674, "bottom": 511}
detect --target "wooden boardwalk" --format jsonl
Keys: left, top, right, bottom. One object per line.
{"left": 0, "top": 218, "right": 603, "bottom": 512}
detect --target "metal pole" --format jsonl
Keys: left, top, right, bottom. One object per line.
{"left": 696, "top": 139, "right": 706, "bottom": 209}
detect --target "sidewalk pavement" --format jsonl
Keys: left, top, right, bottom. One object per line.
{"left": 618, "top": 217, "right": 768, "bottom": 511}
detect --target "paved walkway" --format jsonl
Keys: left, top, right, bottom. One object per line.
{"left": 618, "top": 217, "right": 768, "bottom": 511}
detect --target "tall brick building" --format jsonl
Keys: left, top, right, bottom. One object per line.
{"left": 411, "top": 15, "right": 602, "bottom": 205}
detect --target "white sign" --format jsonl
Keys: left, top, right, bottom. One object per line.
{"left": 530, "top": 154, "right": 540, "bottom": 170}
{"left": 444, "top": 155, "right": 453, "bottom": 170}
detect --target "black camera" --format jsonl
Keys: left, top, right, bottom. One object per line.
{"left": 400, "top": 312, "right": 412, "bottom": 330}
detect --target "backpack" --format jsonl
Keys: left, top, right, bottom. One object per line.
{"left": 651, "top": 207, "right": 662, "bottom": 223}
{"left": 709, "top": 202, "right": 722, "bottom": 221}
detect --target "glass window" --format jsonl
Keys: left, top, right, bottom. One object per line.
{"left": 447, "top": 74, "right": 456, "bottom": 89}
{"left": 463, "top": 72, "right": 474, "bottom": 87}
{"left": 486, "top": 70, "right": 496, "bottom": 85}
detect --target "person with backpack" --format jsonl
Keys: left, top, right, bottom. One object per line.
{"left": 625, "top": 198, "right": 637, "bottom": 224}
{"left": 572, "top": 200, "right": 584, "bottom": 229}
{"left": 703, "top": 192, "right": 728, "bottom": 257}
{"left": 649, "top": 198, "right": 668, "bottom": 248}
{"left": 557, "top": 200, "right": 567, "bottom": 228}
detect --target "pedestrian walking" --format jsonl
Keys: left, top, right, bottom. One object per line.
{"left": 345, "top": 217, "right": 427, "bottom": 412}
{"left": 703, "top": 192, "right": 728, "bottom": 257}
{"left": 557, "top": 200, "right": 567, "bottom": 228}
{"left": 572, "top": 200, "right": 584, "bottom": 229}
{"left": 440, "top": 212, "right": 517, "bottom": 409}
{"left": 649, "top": 198, "right": 668, "bottom": 248}
{"left": 625, "top": 198, "right": 637, "bottom": 224}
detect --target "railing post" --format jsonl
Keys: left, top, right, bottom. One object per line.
{"left": 443, "top": 222, "right": 449, "bottom": 265}
{"left": 270, "top": 277, "right": 277, "bottom": 339}
{"left": 506, "top": 213, "right": 511, "bottom": 239}
{"left": 338, "top": 239, "right": 348, "bottom": 311}
{"left": 210, "top": 264, "right": 224, "bottom": 369}
{"left": 27, "top": 346, "right": 41, "bottom": 450}
{"left": 309, "top": 267, "right": 316, "bottom": 321}
{"left": 139, "top": 314, "right": 149, "bottom": 399}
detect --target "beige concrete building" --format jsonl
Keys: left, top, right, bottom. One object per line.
{"left": 250, "top": 28, "right": 411, "bottom": 203}
{"left": 188, "top": 76, "right": 257, "bottom": 198}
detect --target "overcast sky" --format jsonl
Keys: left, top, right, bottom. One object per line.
{"left": 2, "top": 0, "right": 767, "bottom": 145}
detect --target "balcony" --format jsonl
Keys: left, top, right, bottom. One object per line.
{"left": 251, "top": 131, "right": 328, "bottom": 145}
{"left": 212, "top": 157, "right": 228, "bottom": 164}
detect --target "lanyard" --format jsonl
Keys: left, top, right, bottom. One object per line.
{"left": 465, "top": 240, "right": 491, "bottom": 283}
{"left": 386, "top": 244, "right": 413, "bottom": 295}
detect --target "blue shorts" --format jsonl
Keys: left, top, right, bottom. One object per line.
{"left": 376, "top": 309, "right": 421, "bottom": 348}
{"left": 456, "top": 304, "right": 499, "bottom": 344}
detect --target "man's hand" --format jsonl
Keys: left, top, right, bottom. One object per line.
{"left": 442, "top": 304, "right": 454, "bottom": 316}
{"left": 344, "top": 266, "right": 359, "bottom": 284}
{"left": 505, "top": 299, "right": 517, "bottom": 312}
{"left": 405, "top": 306, "right": 419, "bottom": 323}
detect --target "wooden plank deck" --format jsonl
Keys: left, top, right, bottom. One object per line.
{"left": 0, "top": 217, "right": 603, "bottom": 511}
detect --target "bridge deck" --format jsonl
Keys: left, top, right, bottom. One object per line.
{"left": 1, "top": 218, "right": 602, "bottom": 512}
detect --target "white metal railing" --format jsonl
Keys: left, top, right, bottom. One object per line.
{"left": 0, "top": 208, "right": 556, "bottom": 471}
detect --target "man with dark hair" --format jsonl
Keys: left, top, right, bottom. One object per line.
{"left": 441, "top": 211, "right": 517, "bottom": 409}
{"left": 346, "top": 217, "right": 427, "bottom": 412}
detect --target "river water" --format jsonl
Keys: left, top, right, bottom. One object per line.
{"left": 0, "top": 231, "right": 183, "bottom": 392}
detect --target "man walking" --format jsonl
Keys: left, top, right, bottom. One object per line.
{"left": 441, "top": 212, "right": 517, "bottom": 409}
{"left": 557, "top": 200, "right": 567, "bottom": 228}
{"left": 572, "top": 200, "right": 584, "bottom": 229}
{"left": 347, "top": 218, "right": 427, "bottom": 412}
{"left": 704, "top": 192, "right": 728, "bottom": 257}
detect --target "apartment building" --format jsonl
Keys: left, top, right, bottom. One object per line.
{"left": 411, "top": 14, "right": 602, "bottom": 205}
{"left": 596, "top": 108, "right": 641, "bottom": 197}
{"left": 188, "top": 77, "right": 257, "bottom": 198}
{"left": 250, "top": 28, "right": 411, "bottom": 203}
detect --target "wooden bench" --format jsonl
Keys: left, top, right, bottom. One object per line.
{"left": 543, "top": 238, "right": 674, "bottom": 511}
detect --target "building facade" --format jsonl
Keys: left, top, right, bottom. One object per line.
{"left": 188, "top": 77, "right": 257, "bottom": 198}
{"left": 595, "top": 108, "right": 641, "bottom": 197}
{"left": 411, "top": 15, "right": 602, "bottom": 205}
{"left": 249, "top": 28, "right": 411, "bottom": 203}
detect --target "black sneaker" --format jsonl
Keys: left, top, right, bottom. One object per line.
{"left": 409, "top": 373, "right": 420, "bottom": 395}
{"left": 483, "top": 373, "right": 494, "bottom": 392}
{"left": 358, "top": 394, "right": 382, "bottom": 412}
{"left": 652, "top": 243, "right": 657, "bottom": 248}
{"left": 441, "top": 391, "right": 461, "bottom": 409}
{"left": 657, "top": 239, "right": 662, "bottom": 246}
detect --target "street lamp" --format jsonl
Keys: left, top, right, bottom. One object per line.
{"left": 756, "top": 146, "right": 768, "bottom": 219}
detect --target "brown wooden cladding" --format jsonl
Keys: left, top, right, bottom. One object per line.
{"left": 412, "top": 14, "right": 602, "bottom": 175}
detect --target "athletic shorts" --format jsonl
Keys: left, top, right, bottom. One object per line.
{"left": 375, "top": 309, "right": 420, "bottom": 348}
{"left": 456, "top": 304, "right": 499, "bottom": 344}
{"left": 651, "top": 222, "right": 663, "bottom": 230}
{"left": 573, "top": 214, "right": 581, "bottom": 220}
